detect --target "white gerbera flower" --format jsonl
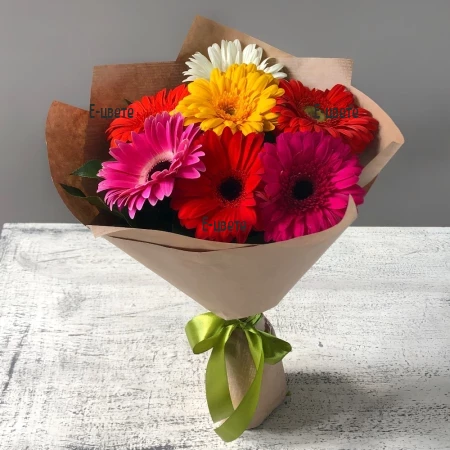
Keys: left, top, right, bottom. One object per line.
{"left": 183, "top": 39, "right": 287, "bottom": 82}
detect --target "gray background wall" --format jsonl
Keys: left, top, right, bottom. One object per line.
{"left": 1, "top": 0, "right": 449, "bottom": 227}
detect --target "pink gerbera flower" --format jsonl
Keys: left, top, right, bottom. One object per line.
{"left": 97, "top": 112, "right": 205, "bottom": 219}
{"left": 257, "top": 131, "right": 366, "bottom": 242}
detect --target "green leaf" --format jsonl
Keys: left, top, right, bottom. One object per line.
{"left": 61, "top": 184, "right": 106, "bottom": 209}
{"left": 71, "top": 160, "right": 102, "bottom": 178}
{"left": 60, "top": 183, "right": 133, "bottom": 227}
{"left": 110, "top": 207, "right": 134, "bottom": 227}
{"left": 124, "top": 98, "right": 133, "bottom": 106}
{"left": 60, "top": 184, "right": 86, "bottom": 197}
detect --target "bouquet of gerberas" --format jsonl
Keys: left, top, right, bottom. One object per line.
{"left": 46, "top": 16, "right": 404, "bottom": 442}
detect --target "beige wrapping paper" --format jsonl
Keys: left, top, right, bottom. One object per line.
{"left": 90, "top": 198, "right": 356, "bottom": 319}
{"left": 45, "top": 15, "right": 404, "bottom": 432}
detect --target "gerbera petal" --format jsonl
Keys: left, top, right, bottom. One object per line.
{"left": 136, "top": 196, "right": 146, "bottom": 211}
{"left": 328, "top": 194, "right": 350, "bottom": 209}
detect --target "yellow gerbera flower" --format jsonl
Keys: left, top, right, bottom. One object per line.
{"left": 175, "top": 63, "right": 284, "bottom": 135}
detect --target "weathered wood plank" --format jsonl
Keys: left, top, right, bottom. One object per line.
{"left": 0, "top": 224, "right": 449, "bottom": 450}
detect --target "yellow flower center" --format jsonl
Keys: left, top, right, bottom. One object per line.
{"left": 216, "top": 94, "right": 240, "bottom": 118}
{"left": 214, "top": 92, "right": 256, "bottom": 125}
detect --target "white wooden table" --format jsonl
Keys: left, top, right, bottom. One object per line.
{"left": 0, "top": 224, "right": 449, "bottom": 450}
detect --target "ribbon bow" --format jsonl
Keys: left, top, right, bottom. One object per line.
{"left": 185, "top": 312, "right": 292, "bottom": 442}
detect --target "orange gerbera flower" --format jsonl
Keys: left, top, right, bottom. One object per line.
{"left": 273, "top": 80, "right": 379, "bottom": 154}
{"left": 106, "top": 85, "right": 188, "bottom": 147}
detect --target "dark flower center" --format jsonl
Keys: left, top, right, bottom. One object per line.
{"left": 219, "top": 177, "right": 243, "bottom": 201}
{"left": 303, "top": 105, "right": 326, "bottom": 122}
{"left": 147, "top": 160, "right": 171, "bottom": 180}
{"left": 292, "top": 179, "right": 314, "bottom": 200}
{"left": 225, "top": 106, "right": 236, "bottom": 115}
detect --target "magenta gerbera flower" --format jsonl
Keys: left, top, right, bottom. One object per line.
{"left": 257, "top": 131, "right": 366, "bottom": 242}
{"left": 98, "top": 112, "right": 205, "bottom": 219}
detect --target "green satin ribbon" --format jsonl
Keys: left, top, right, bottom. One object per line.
{"left": 185, "top": 312, "right": 292, "bottom": 442}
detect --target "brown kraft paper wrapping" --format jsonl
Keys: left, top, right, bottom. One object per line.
{"left": 225, "top": 315, "right": 287, "bottom": 429}
{"left": 45, "top": 15, "right": 404, "bottom": 432}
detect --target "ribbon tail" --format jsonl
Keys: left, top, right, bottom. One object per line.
{"left": 214, "top": 333, "right": 264, "bottom": 442}
{"left": 259, "top": 330, "right": 292, "bottom": 364}
{"left": 205, "top": 325, "right": 236, "bottom": 423}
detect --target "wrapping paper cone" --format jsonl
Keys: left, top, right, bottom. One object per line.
{"left": 90, "top": 198, "right": 356, "bottom": 319}
{"left": 225, "top": 315, "right": 287, "bottom": 429}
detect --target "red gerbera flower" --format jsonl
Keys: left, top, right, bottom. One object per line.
{"left": 106, "top": 85, "right": 189, "bottom": 147}
{"left": 273, "top": 80, "right": 378, "bottom": 153}
{"left": 171, "top": 128, "right": 263, "bottom": 243}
